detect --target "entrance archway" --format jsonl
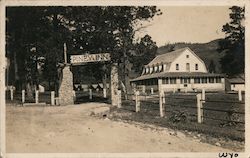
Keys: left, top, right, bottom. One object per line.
{"left": 58, "top": 44, "right": 119, "bottom": 106}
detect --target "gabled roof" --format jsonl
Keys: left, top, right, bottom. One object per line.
{"left": 227, "top": 75, "right": 245, "bottom": 84}
{"left": 146, "top": 47, "right": 188, "bottom": 67}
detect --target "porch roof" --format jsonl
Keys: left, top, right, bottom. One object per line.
{"left": 130, "top": 72, "right": 225, "bottom": 82}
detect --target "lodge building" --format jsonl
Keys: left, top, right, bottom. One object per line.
{"left": 130, "top": 47, "right": 225, "bottom": 93}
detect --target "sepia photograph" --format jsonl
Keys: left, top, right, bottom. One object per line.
{"left": 1, "top": 0, "right": 249, "bottom": 157}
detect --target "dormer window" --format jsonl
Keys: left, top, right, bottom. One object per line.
{"left": 176, "top": 64, "right": 179, "bottom": 70}
{"left": 159, "top": 65, "right": 163, "bottom": 72}
{"left": 154, "top": 65, "right": 158, "bottom": 73}
{"left": 150, "top": 67, "right": 153, "bottom": 74}
{"left": 145, "top": 67, "right": 149, "bottom": 74}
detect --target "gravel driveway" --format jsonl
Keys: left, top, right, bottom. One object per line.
{"left": 6, "top": 103, "right": 232, "bottom": 153}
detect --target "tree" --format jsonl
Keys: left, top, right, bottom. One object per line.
{"left": 208, "top": 59, "right": 216, "bottom": 73}
{"left": 6, "top": 6, "right": 161, "bottom": 97}
{"left": 219, "top": 6, "right": 245, "bottom": 76}
{"left": 130, "top": 34, "right": 158, "bottom": 74}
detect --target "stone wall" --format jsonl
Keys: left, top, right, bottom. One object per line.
{"left": 59, "top": 66, "right": 74, "bottom": 105}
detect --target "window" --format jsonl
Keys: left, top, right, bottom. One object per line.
{"left": 150, "top": 67, "right": 153, "bottom": 73}
{"left": 163, "top": 78, "right": 169, "bottom": 84}
{"left": 181, "top": 78, "right": 190, "bottom": 84}
{"left": 185, "top": 78, "right": 191, "bottom": 83}
{"left": 154, "top": 66, "right": 158, "bottom": 73}
{"left": 159, "top": 65, "right": 163, "bottom": 72}
{"left": 170, "top": 78, "right": 176, "bottom": 84}
{"left": 209, "top": 77, "right": 214, "bottom": 83}
{"left": 186, "top": 55, "right": 189, "bottom": 58}
{"left": 194, "top": 78, "right": 200, "bottom": 83}
{"left": 195, "top": 64, "right": 198, "bottom": 70}
{"left": 216, "top": 77, "right": 221, "bottom": 83}
{"left": 201, "top": 77, "right": 207, "bottom": 83}
{"left": 186, "top": 63, "right": 190, "bottom": 72}
{"left": 176, "top": 64, "right": 179, "bottom": 70}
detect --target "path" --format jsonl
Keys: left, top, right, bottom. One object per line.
{"left": 6, "top": 103, "right": 232, "bottom": 153}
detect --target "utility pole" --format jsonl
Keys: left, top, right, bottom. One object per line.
{"left": 64, "top": 43, "right": 67, "bottom": 64}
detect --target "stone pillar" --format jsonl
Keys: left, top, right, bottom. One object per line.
{"left": 110, "top": 63, "right": 119, "bottom": 106}
{"left": 58, "top": 66, "right": 74, "bottom": 105}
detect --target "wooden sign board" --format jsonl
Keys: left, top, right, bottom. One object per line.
{"left": 70, "top": 53, "right": 111, "bottom": 65}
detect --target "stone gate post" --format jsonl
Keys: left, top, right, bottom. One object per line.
{"left": 58, "top": 65, "right": 74, "bottom": 105}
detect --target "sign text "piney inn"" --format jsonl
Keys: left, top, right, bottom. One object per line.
{"left": 70, "top": 53, "right": 111, "bottom": 65}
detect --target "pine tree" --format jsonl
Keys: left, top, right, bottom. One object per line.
{"left": 219, "top": 6, "right": 245, "bottom": 76}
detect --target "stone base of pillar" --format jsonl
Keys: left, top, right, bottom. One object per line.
{"left": 59, "top": 66, "right": 74, "bottom": 105}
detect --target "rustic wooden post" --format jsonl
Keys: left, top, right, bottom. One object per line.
{"left": 201, "top": 89, "right": 205, "bottom": 122}
{"left": 135, "top": 91, "right": 140, "bottom": 112}
{"left": 117, "top": 90, "right": 122, "bottom": 108}
{"left": 196, "top": 93, "right": 203, "bottom": 123}
{"left": 159, "top": 91, "right": 164, "bottom": 117}
{"left": 103, "top": 88, "right": 107, "bottom": 98}
{"left": 89, "top": 89, "right": 92, "bottom": 100}
{"left": 22, "top": 90, "right": 25, "bottom": 103}
{"left": 10, "top": 88, "right": 13, "bottom": 101}
{"left": 51, "top": 91, "right": 55, "bottom": 105}
{"left": 238, "top": 89, "right": 242, "bottom": 101}
{"left": 35, "top": 90, "right": 39, "bottom": 104}
{"left": 110, "top": 63, "right": 119, "bottom": 106}
{"left": 162, "top": 92, "right": 165, "bottom": 104}
{"left": 202, "top": 89, "right": 206, "bottom": 102}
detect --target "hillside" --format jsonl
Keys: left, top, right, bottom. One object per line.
{"left": 157, "top": 39, "right": 225, "bottom": 73}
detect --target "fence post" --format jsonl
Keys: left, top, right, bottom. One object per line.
{"left": 51, "top": 91, "right": 55, "bottom": 105}
{"left": 35, "top": 90, "right": 39, "bottom": 104}
{"left": 238, "top": 89, "right": 242, "bottom": 101}
{"left": 202, "top": 89, "right": 206, "bottom": 102}
{"left": 89, "top": 89, "right": 92, "bottom": 100}
{"left": 103, "top": 88, "right": 107, "bottom": 98}
{"left": 22, "top": 90, "right": 25, "bottom": 103}
{"left": 162, "top": 92, "right": 165, "bottom": 104}
{"left": 201, "top": 89, "right": 205, "bottom": 122}
{"left": 117, "top": 90, "right": 121, "bottom": 108}
{"left": 151, "top": 88, "right": 154, "bottom": 94}
{"left": 185, "top": 87, "right": 187, "bottom": 93}
{"left": 196, "top": 93, "right": 203, "bottom": 123}
{"left": 135, "top": 91, "right": 140, "bottom": 112}
{"left": 159, "top": 91, "right": 164, "bottom": 117}
{"left": 10, "top": 88, "right": 14, "bottom": 101}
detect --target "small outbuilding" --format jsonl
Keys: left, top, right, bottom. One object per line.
{"left": 225, "top": 75, "right": 245, "bottom": 92}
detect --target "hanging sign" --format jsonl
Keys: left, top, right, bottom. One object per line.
{"left": 70, "top": 53, "right": 111, "bottom": 65}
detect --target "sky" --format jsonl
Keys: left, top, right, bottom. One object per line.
{"left": 135, "top": 6, "right": 231, "bottom": 47}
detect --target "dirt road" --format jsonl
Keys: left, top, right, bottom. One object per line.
{"left": 6, "top": 103, "right": 232, "bottom": 153}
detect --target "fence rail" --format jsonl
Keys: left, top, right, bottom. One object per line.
{"left": 121, "top": 90, "right": 245, "bottom": 136}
